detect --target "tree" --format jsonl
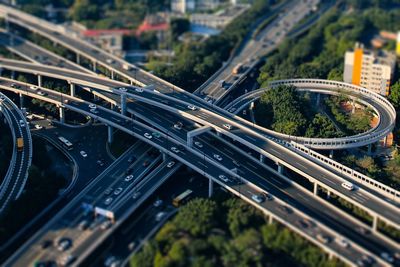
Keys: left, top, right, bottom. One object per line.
{"left": 170, "top": 18, "right": 190, "bottom": 41}
{"left": 389, "top": 81, "right": 400, "bottom": 108}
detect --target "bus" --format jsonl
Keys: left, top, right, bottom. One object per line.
{"left": 17, "top": 138, "right": 24, "bottom": 152}
{"left": 58, "top": 136, "right": 73, "bottom": 150}
{"left": 172, "top": 189, "right": 193, "bottom": 207}
{"left": 232, "top": 63, "right": 243, "bottom": 75}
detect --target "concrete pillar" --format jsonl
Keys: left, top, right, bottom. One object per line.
{"left": 372, "top": 216, "right": 378, "bottom": 232}
{"left": 19, "top": 93, "right": 24, "bottom": 108}
{"left": 329, "top": 150, "right": 334, "bottom": 159}
{"left": 250, "top": 101, "right": 255, "bottom": 110}
{"left": 367, "top": 143, "right": 372, "bottom": 155}
{"left": 327, "top": 191, "right": 331, "bottom": 199}
{"left": 259, "top": 154, "right": 265, "bottom": 163}
{"left": 313, "top": 182, "right": 318, "bottom": 195}
{"left": 92, "top": 61, "right": 97, "bottom": 72}
{"left": 11, "top": 71, "right": 15, "bottom": 80}
{"left": 76, "top": 54, "right": 80, "bottom": 65}
{"left": 38, "top": 75, "right": 42, "bottom": 87}
{"left": 268, "top": 215, "right": 273, "bottom": 224}
{"left": 111, "top": 70, "right": 114, "bottom": 80}
{"left": 108, "top": 125, "right": 114, "bottom": 144}
{"left": 278, "top": 164, "right": 284, "bottom": 174}
{"left": 59, "top": 106, "right": 65, "bottom": 124}
{"left": 120, "top": 94, "right": 127, "bottom": 115}
{"left": 382, "top": 136, "right": 388, "bottom": 148}
{"left": 162, "top": 153, "right": 167, "bottom": 161}
{"left": 70, "top": 83, "right": 75, "bottom": 97}
{"left": 208, "top": 178, "right": 213, "bottom": 198}
{"left": 316, "top": 93, "right": 320, "bottom": 106}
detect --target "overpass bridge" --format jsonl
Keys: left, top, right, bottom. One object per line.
{"left": 0, "top": 77, "right": 397, "bottom": 267}
{"left": 0, "top": 91, "right": 32, "bottom": 213}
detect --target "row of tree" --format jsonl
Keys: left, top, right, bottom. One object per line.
{"left": 130, "top": 197, "right": 344, "bottom": 267}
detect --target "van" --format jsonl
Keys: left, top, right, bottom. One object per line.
{"left": 341, "top": 182, "right": 355, "bottom": 191}
{"left": 19, "top": 120, "right": 25, "bottom": 127}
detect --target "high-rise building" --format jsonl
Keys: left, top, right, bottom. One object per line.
{"left": 343, "top": 43, "right": 396, "bottom": 96}
{"left": 171, "top": 0, "right": 220, "bottom": 13}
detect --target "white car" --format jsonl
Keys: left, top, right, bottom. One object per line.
{"left": 194, "top": 141, "right": 203, "bottom": 148}
{"left": 213, "top": 154, "right": 222, "bottom": 161}
{"left": 223, "top": 124, "right": 232, "bottom": 130}
{"left": 218, "top": 175, "right": 229, "bottom": 182}
{"left": 30, "top": 85, "right": 38, "bottom": 90}
{"left": 34, "top": 124, "right": 43, "bottom": 130}
{"left": 171, "top": 147, "right": 180, "bottom": 153}
{"left": 106, "top": 58, "right": 114, "bottom": 64}
{"left": 173, "top": 122, "right": 183, "bottom": 130}
{"left": 187, "top": 105, "right": 197, "bottom": 111}
{"left": 80, "top": 151, "right": 88, "bottom": 158}
{"left": 167, "top": 161, "right": 175, "bottom": 168}
{"left": 380, "top": 252, "right": 394, "bottom": 263}
{"left": 135, "top": 88, "right": 143, "bottom": 93}
{"left": 336, "top": 238, "right": 349, "bottom": 248}
{"left": 37, "top": 91, "right": 47, "bottom": 96}
{"left": 19, "top": 120, "right": 25, "bottom": 127}
{"left": 251, "top": 194, "right": 264, "bottom": 203}
{"left": 125, "top": 175, "right": 134, "bottom": 182}
{"left": 104, "top": 197, "right": 113, "bottom": 205}
{"left": 88, "top": 104, "right": 96, "bottom": 109}
{"left": 153, "top": 199, "right": 163, "bottom": 207}
{"left": 113, "top": 187, "right": 123, "bottom": 195}
{"left": 341, "top": 181, "right": 355, "bottom": 191}
{"left": 155, "top": 211, "right": 166, "bottom": 222}
{"left": 144, "top": 133, "right": 152, "bottom": 139}
{"left": 119, "top": 87, "right": 128, "bottom": 92}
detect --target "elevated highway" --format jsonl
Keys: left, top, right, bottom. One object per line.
{"left": 0, "top": 59, "right": 398, "bottom": 230}
{"left": 0, "top": 92, "right": 32, "bottom": 213}
{"left": 1, "top": 78, "right": 397, "bottom": 266}
{"left": 226, "top": 79, "right": 396, "bottom": 150}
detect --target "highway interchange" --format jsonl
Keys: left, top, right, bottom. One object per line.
{"left": 0, "top": 0, "right": 399, "bottom": 266}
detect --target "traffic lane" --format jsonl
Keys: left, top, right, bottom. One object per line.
{"left": 238, "top": 187, "right": 370, "bottom": 264}
{"left": 231, "top": 129, "right": 400, "bottom": 224}
{"left": 17, "top": 147, "right": 141, "bottom": 265}
{"left": 1, "top": 74, "right": 397, "bottom": 226}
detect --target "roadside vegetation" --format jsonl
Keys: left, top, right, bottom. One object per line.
{"left": 130, "top": 196, "right": 344, "bottom": 267}
{"left": 0, "top": 136, "right": 68, "bottom": 243}
{"left": 254, "top": 85, "right": 342, "bottom": 138}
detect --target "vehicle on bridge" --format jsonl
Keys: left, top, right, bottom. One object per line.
{"left": 232, "top": 63, "right": 243, "bottom": 75}
{"left": 17, "top": 137, "right": 24, "bottom": 152}
{"left": 58, "top": 136, "right": 73, "bottom": 151}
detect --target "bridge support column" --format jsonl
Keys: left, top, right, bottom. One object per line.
{"left": 59, "top": 107, "right": 65, "bottom": 124}
{"left": 352, "top": 100, "right": 356, "bottom": 114}
{"left": 92, "top": 61, "right": 97, "bottom": 72}
{"left": 250, "top": 101, "right": 255, "bottom": 110}
{"left": 111, "top": 70, "right": 114, "bottom": 80}
{"left": 76, "top": 53, "right": 80, "bottom": 65}
{"left": 19, "top": 93, "right": 24, "bottom": 108}
{"left": 372, "top": 216, "right": 378, "bottom": 233}
{"left": 367, "top": 144, "right": 372, "bottom": 155}
{"left": 108, "top": 125, "right": 114, "bottom": 144}
{"left": 327, "top": 191, "right": 331, "bottom": 199}
{"left": 11, "top": 70, "right": 15, "bottom": 80}
{"left": 278, "top": 164, "right": 284, "bottom": 174}
{"left": 268, "top": 215, "right": 273, "bottom": 224}
{"left": 38, "top": 75, "right": 42, "bottom": 87}
{"left": 208, "top": 178, "right": 213, "bottom": 198}
{"left": 382, "top": 136, "right": 388, "bottom": 147}
{"left": 316, "top": 93, "right": 320, "bottom": 106}
{"left": 313, "top": 182, "right": 318, "bottom": 195}
{"left": 120, "top": 94, "right": 127, "bottom": 115}
{"left": 162, "top": 153, "right": 167, "bottom": 161}
{"left": 259, "top": 154, "right": 265, "bottom": 163}
{"left": 70, "top": 83, "right": 75, "bottom": 97}
{"left": 329, "top": 150, "right": 334, "bottom": 159}
{"left": 187, "top": 126, "right": 211, "bottom": 147}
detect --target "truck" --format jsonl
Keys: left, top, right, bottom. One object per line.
{"left": 232, "top": 63, "right": 243, "bottom": 75}
{"left": 17, "top": 138, "right": 23, "bottom": 152}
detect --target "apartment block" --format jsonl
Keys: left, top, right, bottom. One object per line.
{"left": 343, "top": 43, "right": 396, "bottom": 96}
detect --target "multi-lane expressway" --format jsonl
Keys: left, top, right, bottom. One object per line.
{"left": 0, "top": 91, "right": 32, "bottom": 213}
{"left": 0, "top": 76, "right": 399, "bottom": 266}
{"left": 0, "top": 59, "right": 398, "bottom": 230}
{"left": 0, "top": 3, "right": 397, "bottom": 266}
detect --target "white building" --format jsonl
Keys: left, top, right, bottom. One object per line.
{"left": 171, "top": 0, "right": 220, "bottom": 13}
{"left": 343, "top": 43, "right": 396, "bottom": 96}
